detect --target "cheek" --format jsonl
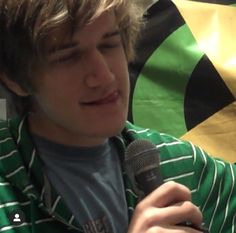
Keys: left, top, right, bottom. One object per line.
{"left": 118, "top": 65, "right": 130, "bottom": 92}
{"left": 36, "top": 69, "right": 82, "bottom": 95}
{"left": 32, "top": 79, "right": 79, "bottom": 114}
{"left": 111, "top": 55, "right": 129, "bottom": 82}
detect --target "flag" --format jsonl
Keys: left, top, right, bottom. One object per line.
{"left": 129, "top": 0, "right": 236, "bottom": 162}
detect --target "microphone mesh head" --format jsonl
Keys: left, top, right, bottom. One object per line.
{"left": 125, "top": 139, "right": 160, "bottom": 175}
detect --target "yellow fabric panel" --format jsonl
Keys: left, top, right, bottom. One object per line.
{"left": 171, "top": 0, "right": 236, "bottom": 162}
{"left": 173, "top": 0, "right": 236, "bottom": 97}
{"left": 182, "top": 102, "right": 236, "bottom": 163}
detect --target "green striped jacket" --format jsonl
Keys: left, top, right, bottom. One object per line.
{"left": 0, "top": 116, "right": 235, "bottom": 233}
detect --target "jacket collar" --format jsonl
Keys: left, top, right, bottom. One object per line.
{"left": 0, "top": 116, "right": 139, "bottom": 229}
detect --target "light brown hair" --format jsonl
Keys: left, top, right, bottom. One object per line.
{"left": 0, "top": 0, "right": 144, "bottom": 115}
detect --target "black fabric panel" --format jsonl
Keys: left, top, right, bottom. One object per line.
{"left": 184, "top": 55, "right": 235, "bottom": 130}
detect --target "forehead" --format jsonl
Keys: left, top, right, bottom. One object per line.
{"left": 44, "top": 11, "right": 117, "bottom": 53}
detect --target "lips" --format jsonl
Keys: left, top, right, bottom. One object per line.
{"left": 82, "top": 91, "right": 119, "bottom": 106}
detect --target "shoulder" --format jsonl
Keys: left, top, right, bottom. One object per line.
{"left": 0, "top": 119, "right": 10, "bottom": 135}
{"left": 0, "top": 119, "right": 15, "bottom": 150}
{"left": 0, "top": 117, "right": 28, "bottom": 174}
{"left": 0, "top": 119, "right": 18, "bottom": 173}
{"left": 122, "top": 121, "right": 203, "bottom": 194}
{"left": 123, "top": 121, "right": 195, "bottom": 158}
{"left": 0, "top": 117, "right": 23, "bottom": 148}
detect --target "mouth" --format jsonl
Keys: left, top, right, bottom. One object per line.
{"left": 82, "top": 91, "right": 120, "bottom": 106}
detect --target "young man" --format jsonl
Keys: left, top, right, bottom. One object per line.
{"left": 0, "top": 0, "right": 235, "bottom": 232}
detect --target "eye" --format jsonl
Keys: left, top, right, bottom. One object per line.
{"left": 49, "top": 48, "right": 82, "bottom": 65}
{"left": 99, "top": 41, "right": 122, "bottom": 53}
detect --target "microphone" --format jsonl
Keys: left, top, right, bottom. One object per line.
{"left": 125, "top": 139, "right": 209, "bottom": 232}
{"left": 125, "top": 139, "right": 162, "bottom": 195}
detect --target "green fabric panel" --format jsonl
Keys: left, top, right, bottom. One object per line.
{"left": 132, "top": 24, "right": 204, "bottom": 137}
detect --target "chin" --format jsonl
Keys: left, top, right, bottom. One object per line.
{"left": 94, "top": 117, "right": 126, "bottom": 138}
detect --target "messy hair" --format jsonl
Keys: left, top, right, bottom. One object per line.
{"left": 0, "top": 0, "right": 144, "bottom": 116}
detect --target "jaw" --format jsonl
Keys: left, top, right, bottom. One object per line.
{"left": 27, "top": 100, "right": 128, "bottom": 147}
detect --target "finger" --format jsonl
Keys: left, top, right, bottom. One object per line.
{"left": 133, "top": 202, "right": 202, "bottom": 230}
{"left": 143, "top": 202, "right": 203, "bottom": 226}
{"left": 148, "top": 224, "right": 204, "bottom": 233}
{"left": 154, "top": 201, "right": 203, "bottom": 227}
{"left": 129, "top": 203, "right": 203, "bottom": 233}
{"left": 142, "top": 181, "right": 192, "bottom": 208}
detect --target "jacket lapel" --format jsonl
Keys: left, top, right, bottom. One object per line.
{"left": 2, "top": 116, "right": 83, "bottom": 231}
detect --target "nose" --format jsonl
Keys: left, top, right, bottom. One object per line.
{"left": 84, "top": 49, "right": 115, "bottom": 88}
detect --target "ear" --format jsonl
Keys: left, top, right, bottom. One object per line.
{"left": 0, "top": 73, "right": 29, "bottom": 97}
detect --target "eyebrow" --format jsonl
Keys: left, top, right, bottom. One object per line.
{"left": 48, "top": 42, "right": 78, "bottom": 54}
{"left": 103, "top": 29, "right": 120, "bottom": 38}
{"left": 48, "top": 29, "right": 120, "bottom": 55}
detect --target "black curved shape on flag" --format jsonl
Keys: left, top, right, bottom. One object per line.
{"left": 184, "top": 55, "right": 235, "bottom": 130}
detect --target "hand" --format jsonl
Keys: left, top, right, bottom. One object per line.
{"left": 128, "top": 181, "right": 203, "bottom": 233}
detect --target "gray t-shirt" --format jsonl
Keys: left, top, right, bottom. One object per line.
{"left": 32, "top": 135, "right": 128, "bottom": 233}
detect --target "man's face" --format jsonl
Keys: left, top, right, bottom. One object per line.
{"left": 28, "top": 11, "right": 130, "bottom": 146}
